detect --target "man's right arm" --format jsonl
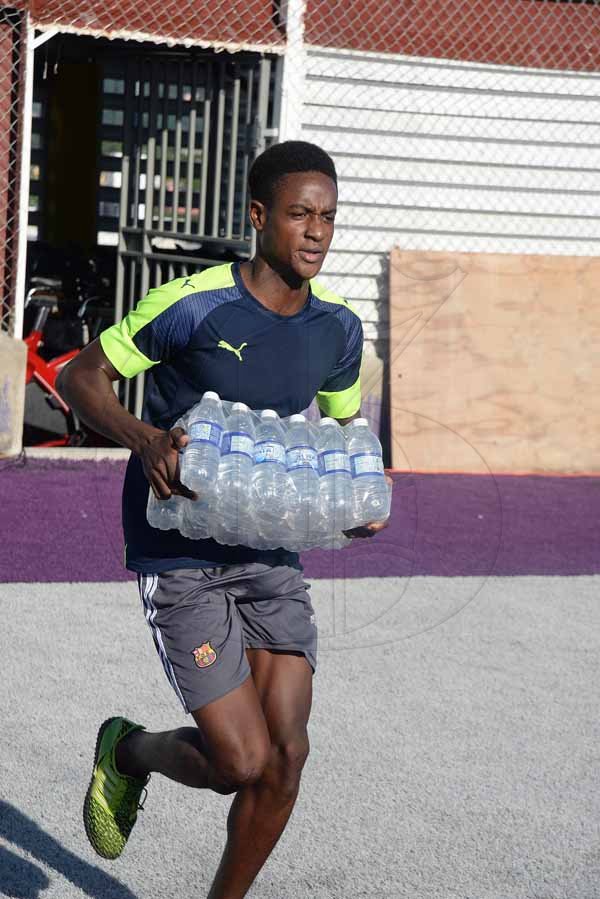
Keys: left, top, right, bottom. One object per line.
{"left": 56, "top": 339, "right": 193, "bottom": 499}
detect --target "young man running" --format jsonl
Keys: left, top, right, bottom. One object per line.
{"left": 57, "top": 140, "right": 388, "bottom": 899}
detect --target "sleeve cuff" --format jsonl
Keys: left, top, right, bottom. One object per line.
{"left": 100, "top": 323, "right": 157, "bottom": 379}
{"left": 317, "top": 375, "right": 361, "bottom": 419}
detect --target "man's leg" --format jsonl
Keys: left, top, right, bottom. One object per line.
{"left": 206, "top": 648, "right": 313, "bottom": 899}
{"left": 117, "top": 673, "right": 271, "bottom": 795}
{"left": 117, "top": 649, "right": 312, "bottom": 899}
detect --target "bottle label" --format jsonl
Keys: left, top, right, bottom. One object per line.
{"left": 286, "top": 444, "right": 318, "bottom": 472}
{"left": 254, "top": 440, "right": 286, "bottom": 466}
{"left": 350, "top": 451, "right": 384, "bottom": 478}
{"left": 189, "top": 419, "right": 223, "bottom": 448}
{"left": 222, "top": 431, "right": 254, "bottom": 459}
{"left": 318, "top": 450, "right": 351, "bottom": 476}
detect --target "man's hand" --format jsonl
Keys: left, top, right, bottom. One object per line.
{"left": 343, "top": 474, "right": 393, "bottom": 540}
{"left": 140, "top": 426, "right": 197, "bottom": 501}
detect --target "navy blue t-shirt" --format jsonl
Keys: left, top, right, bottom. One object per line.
{"left": 100, "top": 262, "right": 363, "bottom": 573}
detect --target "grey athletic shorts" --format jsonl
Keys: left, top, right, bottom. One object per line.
{"left": 137, "top": 563, "right": 317, "bottom": 714}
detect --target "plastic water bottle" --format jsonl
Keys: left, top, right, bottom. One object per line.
{"left": 214, "top": 402, "right": 256, "bottom": 546}
{"left": 251, "top": 409, "right": 294, "bottom": 547}
{"left": 316, "top": 417, "right": 354, "bottom": 540}
{"left": 146, "top": 491, "right": 183, "bottom": 531}
{"left": 285, "top": 413, "right": 322, "bottom": 549}
{"left": 180, "top": 391, "right": 225, "bottom": 539}
{"left": 347, "top": 418, "right": 391, "bottom": 526}
{"left": 146, "top": 414, "right": 186, "bottom": 531}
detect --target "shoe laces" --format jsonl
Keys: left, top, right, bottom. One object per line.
{"left": 137, "top": 786, "right": 148, "bottom": 811}
{"left": 119, "top": 778, "right": 148, "bottom": 821}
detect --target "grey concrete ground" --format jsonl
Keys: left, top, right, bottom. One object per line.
{"left": 1, "top": 576, "right": 599, "bottom": 899}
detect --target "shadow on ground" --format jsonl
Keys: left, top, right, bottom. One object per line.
{"left": 0, "top": 845, "right": 49, "bottom": 899}
{"left": 0, "top": 801, "right": 136, "bottom": 899}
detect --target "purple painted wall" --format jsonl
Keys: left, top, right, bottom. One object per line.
{"left": 1, "top": 458, "right": 598, "bottom": 582}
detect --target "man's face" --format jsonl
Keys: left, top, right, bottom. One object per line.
{"left": 252, "top": 171, "right": 338, "bottom": 282}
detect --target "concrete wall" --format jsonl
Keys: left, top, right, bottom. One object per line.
{"left": 0, "top": 332, "right": 26, "bottom": 456}
{"left": 389, "top": 248, "right": 600, "bottom": 475}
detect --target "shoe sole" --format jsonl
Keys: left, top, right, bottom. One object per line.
{"left": 83, "top": 715, "right": 122, "bottom": 859}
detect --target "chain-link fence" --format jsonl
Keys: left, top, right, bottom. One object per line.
{"left": 3, "top": 0, "right": 599, "bottom": 378}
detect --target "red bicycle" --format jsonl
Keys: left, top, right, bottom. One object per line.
{"left": 24, "top": 279, "right": 113, "bottom": 446}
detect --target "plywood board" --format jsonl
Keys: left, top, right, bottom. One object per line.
{"left": 389, "top": 250, "right": 600, "bottom": 474}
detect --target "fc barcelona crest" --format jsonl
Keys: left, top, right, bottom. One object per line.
{"left": 192, "top": 642, "right": 217, "bottom": 669}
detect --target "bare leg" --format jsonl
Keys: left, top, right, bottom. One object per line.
{"left": 206, "top": 649, "right": 313, "bottom": 899}
{"left": 116, "top": 675, "right": 271, "bottom": 794}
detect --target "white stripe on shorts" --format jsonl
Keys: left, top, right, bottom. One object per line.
{"left": 140, "top": 573, "right": 188, "bottom": 712}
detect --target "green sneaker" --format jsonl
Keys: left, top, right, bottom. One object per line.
{"left": 83, "top": 716, "right": 149, "bottom": 859}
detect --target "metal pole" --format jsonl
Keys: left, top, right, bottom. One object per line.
{"left": 135, "top": 58, "right": 158, "bottom": 420}
{"left": 239, "top": 67, "right": 253, "bottom": 241}
{"left": 157, "top": 60, "right": 169, "bottom": 230}
{"left": 197, "top": 62, "right": 211, "bottom": 236}
{"left": 115, "top": 57, "right": 135, "bottom": 328}
{"left": 211, "top": 60, "right": 225, "bottom": 237}
{"left": 277, "top": 0, "right": 307, "bottom": 143}
{"left": 184, "top": 59, "right": 197, "bottom": 233}
{"left": 250, "top": 58, "right": 271, "bottom": 257}
{"left": 171, "top": 60, "right": 183, "bottom": 233}
{"left": 225, "top": 67, "right": 241, "bottom": 239}
{"left": 142, "top": 57, "right": 158, "bottom": 299}
{"left": 13, "top": 13, "right": 35, "bottom": 340}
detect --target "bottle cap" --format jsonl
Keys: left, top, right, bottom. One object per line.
{"left": 319, "top": 417, "right": 336, "bottom": 427}
{"left": 261, "top": 409, "right": 278, "bottom": 419}
{"left": 204, "top": 391, "right": 220, "bottom": 401}
{"left": 232, "top": 402, "right": 248, "bottom": 412}
{"left": 352, "top": 418, "right": 369, "bottom": 427}
{"left": 289, "top": 413, "right": 306, "bottom": 423}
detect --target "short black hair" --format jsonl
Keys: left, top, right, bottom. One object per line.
{"left": 248, "top": 140, "right": 337, "bottom": 207}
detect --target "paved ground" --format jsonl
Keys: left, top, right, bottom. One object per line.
{"left": 1, "top": 575, "right": 599, "bottom": 899}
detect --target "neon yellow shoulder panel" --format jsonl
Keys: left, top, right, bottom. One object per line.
{"left": 100, "top": 264, "right": 235, "bottom": 378}
{"left": 310, "top": 279, "right": 360, "bottom": 317}
{"left": 310, "top": 280, "right": 362, "bottom": 419}
{"left": 317, "top": 376, "right": 361, "bottom": 420}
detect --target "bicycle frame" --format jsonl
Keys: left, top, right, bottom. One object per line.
{"left": 24, "top": 301, "right": 81, "bottom": 446}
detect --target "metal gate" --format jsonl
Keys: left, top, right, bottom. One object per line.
{"left": 107, "top": 51, "right": 275, "bottom": 416}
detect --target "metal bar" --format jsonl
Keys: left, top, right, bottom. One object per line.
{"left": 256, "top": 57, "right": 271, "bottom": 157}
{"left": 141, "top": 58, "right": 158, "bottom": 300}
{"left": 171, "top": 60, "right": 184, "bottom": 232}
{"left": 115, "top": 57, "right": 136, "bottom": 330}
{"left": 32, "top": 27, "right": 59, "bottom": 50}
{"left": 121, "top": 250, "right": 246, "bottom": 267}
{"left": 251, "top": 57, "right": 271, "bottom": 257}
{"left": 123, "top": 257, "right": 136, "bottom": 410}
{"left": 271, "top": 55, "right": 284, "bottom": 138}
{"left": 197, "top": 62, "right": 211, "bottom": 236}
{"left": 122, "top": 225, "right": 248, "bottom": 250}
{"left": 277, "top": 0, "right": 307, "bottom": 143}
{"left": 184, "top": 60, "right": 197, "bottom": 233}
{"left": 238, "top": 67, "right": 254, "bottom": 242}
{"left": 158, "top": 61, "right": 169, "bottom": 230}
{"left": 225, "top": 67, "right": 241, "bottom": 239}
{"left": 131, "top": 65, "right": 144, "bottom": 242}
{"left": 13, "top": 12, "right": 35, "bottom": 340}
{"left": 211, "top": 60, "right": 226, "bottom": 237}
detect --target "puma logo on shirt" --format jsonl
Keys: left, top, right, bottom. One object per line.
{"left": 218, "top": 339, "right": 248, "bottom": 362}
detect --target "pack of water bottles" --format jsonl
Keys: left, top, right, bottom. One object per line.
{"left": 146, "top": 391, "right": 392, "bottom": 552}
